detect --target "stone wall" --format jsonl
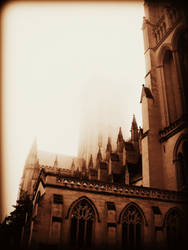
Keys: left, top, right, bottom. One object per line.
{"left": 29, "top": 171, "right": 187, "bottom": 249}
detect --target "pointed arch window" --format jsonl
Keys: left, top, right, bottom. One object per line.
{"left": 177, "top": 152, "right": 185, "bottom": 187}
{"left": 70, "top": 199, "right": 95, "bottom": 248}
{"left": 163, "top": 50, "right": 177, "bottom": 123}
{"left": 179, "top": 141, "right": 188, "bottom": 189}
{"left": 174, "top": 138, "right": 188, "bottom": 190}
{"left": 177, "top": 31, "right": 188, "bottom": 108}
{"left": 121, "top": 205, "right": 143, "bottom": 249}
{"left": 182, "top": 141, "right": 188, "bottom": 169}
{"left": 166, "top": 209, "right": 183, "bottom": 249}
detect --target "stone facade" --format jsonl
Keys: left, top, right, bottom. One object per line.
{"left": 19, "top": 1, "right": 188, "bottom": 250}
{"left": 141, "top": 0, "right": 188, "bottom": 191}
{"left": 25, "top": 168, "right": 186, "bottom": 250}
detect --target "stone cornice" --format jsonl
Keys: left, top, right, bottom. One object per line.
{"left": 34, "top": 168, "right": 187, "bottom": 204}
{"left": 159, "top": 115, "right": 187, "bottom": 142}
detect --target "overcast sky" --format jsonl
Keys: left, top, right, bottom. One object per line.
{"left": 1, "top": 1, "right": 145, "bottom": 217}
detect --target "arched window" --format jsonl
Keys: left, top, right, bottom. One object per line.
{"left": 165, "top": 208, "right": 183, "bottom": 249}
{"left": 174, "top": 136, "right": 188, "bottom": 190}
{"left": 163, "top": 50, "right": 177, "bottom": 123}
{"left": 177, "top": 152, "right": 185, "bottom": 188}
{"left": 182, "top": 141, "right": 188, "bottom": 164}
{"left": 182, "top": 141, "right": 188, "bottom": 186}
{"left": 177, "top": 31, "right": 188, "bottom": 109}
{"left": 70, "top": 199, "right": 95, "bottom": 248}
{"left": 121, "top": 205, "right": 143, "bottom": 249}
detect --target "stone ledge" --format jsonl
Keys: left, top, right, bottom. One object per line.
{"left": 35, "top": 169, "right": 187, "bottom": 204}
{"left": 159, "top": 116, "right": 187, "bottom": 142}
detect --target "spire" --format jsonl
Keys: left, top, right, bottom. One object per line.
{"left": 71, "top": 159, "right": 75, "bottom": 172}
{"left": 132, "top": 114, "right": 137, "bottom": 127}
{"left": 88, "top": 154, "right": 93, "bottom": 169}
{"left": 98, "top": 133, "right": 102, "bottom": 148}
{"left": 81, "top": 159, "right": 87, "bottom": 174}
{"left": 117, "top": 127, "right": 123, "bottom": 142}
{"left": 117, "top": 127, "right": 124, "bottom": 153}
{"left": 26, "top": 137, "right": 38, "bottom": 165}
{"left": 131, "top": 114, "right": 139, "bottom": 142}
{"left": 54, "top": 155, "right": 58, "bottom": 168}
{"left": 106, "top": 137, "right": 112, "bottom": 152}
{"left": 31, "top": 137, "right": 37, "bottom": 151}
{"left": 97, "top": 146, "right": 102, "bottom": 162}
{"left": 22, "top": 137, "right": 39, "bottom": 196}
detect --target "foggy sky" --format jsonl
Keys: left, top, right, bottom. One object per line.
{"left": 2, "top": 2, "right": 145, "bottom": 218}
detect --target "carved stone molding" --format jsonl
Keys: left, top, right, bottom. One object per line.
{"left": 34, "top": 169, "right": 187, "bottom": 204}
{"left": 159, "top": 115, "right": 187, "bottom": 142}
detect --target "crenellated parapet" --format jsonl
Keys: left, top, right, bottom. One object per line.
{"left": 34, "top": 168, "right": 187, "bottom": 204}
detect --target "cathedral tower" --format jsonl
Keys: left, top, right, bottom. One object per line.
{"left": 141, "top": 0, "right": 188, "bottom": 190}
{"left": 20, "top": 138, "right": 40, "bottom": 197}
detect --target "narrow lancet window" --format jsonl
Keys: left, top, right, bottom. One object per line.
{"left": 121, "top": 205, "right": 143, "bottom": 249}
{"left": 163, "top": 50, "right": 177, "bottom": 123}
{"left": 166, "top": 209, "right": 183, "bottom": 249}
{"left": 70, "top": 199, "right": 95, "bottom": 247}
{"left": 177, "top": 31, "right": 188, "bottom": 109}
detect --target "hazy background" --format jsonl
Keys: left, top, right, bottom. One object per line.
{"left": 1, "top": 1, "right": 145, "bottom": 218}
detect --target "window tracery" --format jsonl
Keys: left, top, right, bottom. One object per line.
{"left": 121, "top": 205, "right": 143, "bottom": 249}
{"left": 174, "top": 137, "right": 188, "bottom": 190}
{"left": 166, "top": 209, "right": 183, "bottom": 249}
{"left": 70, "top": 199, "right": 95, "bottom": 247}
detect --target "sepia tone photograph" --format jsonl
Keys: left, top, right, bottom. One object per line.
{"left": 0, "top": 0, "right": 188, "bottom": 249}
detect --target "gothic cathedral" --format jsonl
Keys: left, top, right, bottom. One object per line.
{"left": 14, "top": 1, "right": 188, "bottom": 250}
